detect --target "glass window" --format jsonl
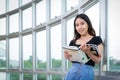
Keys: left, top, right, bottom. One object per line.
{"left": 23, "top": 73, "right": 33, "bottom": 80}
{"left": 0, "top": 0, "right": 6, "bottom": 15}
{"left": 9, "top": 38, "right": 19, "bottom": 69}
{"left": 9, "top": 0, "right": 18, "bottom": 11}
{"left": 36, "top": 0, "right": 46, "bottom": 25}
{"left": 85, "top": 3, "right": 100, "bottom": 36}
{"left": 22, "top": 7, "right": 32, "bottom": 30}
{"left": 9, "top": 13, "right": 19, "bottom": 33}
{"left": 85, "top": 3, "right": 100, "bottom": 71}
{"left": 37, "top": 73, "right": 47, "bottom": 80}
{"left": 108, "top": 0, "right": 120, "bottom": 72}
{"left": 0, "top": 18, "right": 6, "bottom": 35}
{"left": 50, "top": 24, "right": 62, "bottom": 70}
{"left": 23, "top": 34, "right": 32, "bottom": 69}
{"left": 0, "top": 41, "right": 6, "bottom": 69}
{"left": 66, "top": 18, "right": 74, "bottom": 45}
{"left": 50, "top": 0, "right": 61, "bottom": 19}
{"left": 67, "top": 0, "right": 78, "bottom": 11}
{"left": 10, "top": 72, "right": 19, "bottom": 80}
{"left": 0, "top": 72, "right": 6, "bottom": 80}
{"left": 36, "top": 30, "right": 46, "bottom": 70}
{"left": 22, "top": 0, "right": 32, "bottom": 5}
{"left": 51, "top": 74, "right": 62, "bottom": 80}
{"left": 66, "top": 18, "right": 74, "bottom": 70}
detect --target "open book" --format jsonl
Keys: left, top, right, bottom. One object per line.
{"left": 62, "top": 44, "right": 99, "bottom": 64}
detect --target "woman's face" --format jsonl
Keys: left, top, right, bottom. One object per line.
{"left": 75, "top": 18, "right": 89, "bottom": 36}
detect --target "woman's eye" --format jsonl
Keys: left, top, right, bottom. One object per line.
{"left": 76, "top": 24, "right": 79, "bottom": 27}
{"left": 81, "top": 22, "right": 84, "bottom": 25}
{"left": 76, "top": 22, "right": 85, "bottom": 27}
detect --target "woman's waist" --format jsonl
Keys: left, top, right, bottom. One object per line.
{"left": 72, "top": 61, "right": 93, "bottom": 69}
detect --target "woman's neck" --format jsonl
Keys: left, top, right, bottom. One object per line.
{"left": 80, "top": 34, "right": 91, "bottom": 39}
{"left": 76, "top": 34, "right": 93, "bottom": 45}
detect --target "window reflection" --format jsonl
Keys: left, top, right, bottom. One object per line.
{"left": 0, "top": 18, "right": 6, "bottom": 35}
{"left": 66, "top": 18, "right": 74, "bottom": 45}
{"left": 50, "top": 0, "right": 61, "bottom": 19}
{"left": 23, "top": 7, "right": 32, "bottom": 30}
{"left": 24, "top": 73, "right": 33, "bottom": 80}
{"left": 10, "top": 72, "right": 19, "bottom": 80}
{"left": 9, "top": 13, "right": 19, "bottom": 33}
{"left": 108, "top": 0, "right": 120, "bottom": 72}
{"left": 37, "top": 74, "right": 47, "bottom": 80}
{"left": 67, "top": 0, "right": 78, "bottom": 11}
{"left": 9, "top": 0, "right": 18, "bottom": 11}
{"left": 0, "top": 41, "right": 6, "bottom": 69}
{"left": 22, "top": 0, "right": 32, "bottom": 5}
{"left": 36, "top": 30, "right": 46, "bottom": 70}
{"left": 50, "top": 24, "right": 62, "bottom": 70}
{"left": 66, "top": 18, "right": 74, "bottom": 70}
{"left": 51, "top": 74, "right": 62, "bottom": 80}
{"left": 9, "top": 38, "right": 19, "bottom": 69}
{"left": 0, "top": 0, "right": 6, "bottom": 15}
{"left": 36, "top": 0, "right": 46, "bottom": 25}
{"left": 23, "top": 35, "right": 32, "bottom": 69}
{"left": 0, "top": 72, "right": 6, "bottom": 80}
{"left": 85, "top": 3, "right": 100, "bottom": 36}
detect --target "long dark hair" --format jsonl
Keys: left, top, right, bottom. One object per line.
{"left": 73, "top": 14, "right": 96, "bottom": 41}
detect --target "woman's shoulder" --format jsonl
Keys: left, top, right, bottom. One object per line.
{"left": 93, "top": 36, "right": 102, "bottom": 40}
{"left": 92, "top": 36, "right": 103, "bottom": 45}
{"left": 69, "top": 39, "right": 75, "bottom": 46}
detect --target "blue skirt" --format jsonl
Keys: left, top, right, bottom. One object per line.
{"left": 64, "top": 63, "right": 94, "bottom": 80}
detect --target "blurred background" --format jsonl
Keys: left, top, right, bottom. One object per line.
{"left": 0, "top": 0, "right": 120, "bottom": 80}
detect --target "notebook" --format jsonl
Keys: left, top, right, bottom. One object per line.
{"left": 62, "top": 46, "right": 90, "bottom": 64}
{"left": 62, "top": 44, "right": 99, "bottom": 64}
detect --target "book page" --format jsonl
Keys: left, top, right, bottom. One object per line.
{"left": 62, "top": 46, "right": 79, "bottom": 50}
{"left": 63, "top": 48, "right": 90, "bottom": 64}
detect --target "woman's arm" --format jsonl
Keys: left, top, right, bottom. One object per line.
{"left": 80, "top": 43, "right": 104, "bottom": 64}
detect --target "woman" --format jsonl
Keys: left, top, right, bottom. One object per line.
{"left": 64, "top": 14, "right": 104, "bottom": 80}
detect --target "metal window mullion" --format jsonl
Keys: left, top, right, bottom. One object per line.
{"left": 6, "top": 37, "right": 10, "bottom": 80}
{"left": 32, "top": 1, "right": 36, "bottom": 29}
{"left": 19, "top": 1, "right": 23, "bottom": 79}
{"left": 6, "top": 0, "right": 10, "bottom": 80}
{"left": 46, "top": 26, "right": 51, "bottom": 80}
{"left": 19, "top": 35, "right": 23, "bottom": 80}
{"left": 6, "top": 6, "right": 10, "bottom": 79}
{"left": 6, "top": 0, "right": 10, "bottom": 74}
{"left": 6, "top": 0, "right": 9, "bottom": 12}
{"left": 32, "top": 31, "right": 37, "bottom": 80}
{"left": 19, "top": 0, "right": 22, "bottom": 7}
{"left": 32, "top": 1, "right": 37, "bottom": 80}
{"left": 32, "top": 0, "right": 36, "bottom": 71}
{"left": 46, "top": 0, "right": 51, "bottom": 80}
{"left": 61, "top": 1, "right": 67, "bottom": 80}
{"left": 78, "top": 0, "right": 84, "bottom": 13}
{"left": 99, "top": 0, "right": 108, "bottom": 72}
{"left": 19, "top": 9, "right": 23, "bottom": 70}
{"left": 61, "top": 19, "right": 67, "bottom": 80}
{"left": 6, "top": 36, "right": 10, "bottom": 80}
{"left": 61, "top": 0, "right": 66, "bottom": 15}
{"left": 46, "top": 0, "right": 50, "bottom": 22}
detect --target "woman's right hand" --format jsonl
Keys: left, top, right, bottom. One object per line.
{"left": 64, "top": 50, "right": 72, "bottom": 59}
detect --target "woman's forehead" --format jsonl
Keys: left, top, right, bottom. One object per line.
{"left": 76, "top": 18, "right": 86, "bottom": 23}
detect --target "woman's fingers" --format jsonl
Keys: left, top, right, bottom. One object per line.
{"left": 64, "top": 51, "right": 72, "bottom": 59}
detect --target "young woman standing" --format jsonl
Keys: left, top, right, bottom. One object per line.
{"left": 64, "top": 14, "right": 104, "bottom": 80}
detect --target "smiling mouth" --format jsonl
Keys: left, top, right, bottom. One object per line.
{"left": 79, "top": 29, "right": 84, "bottom": 33}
